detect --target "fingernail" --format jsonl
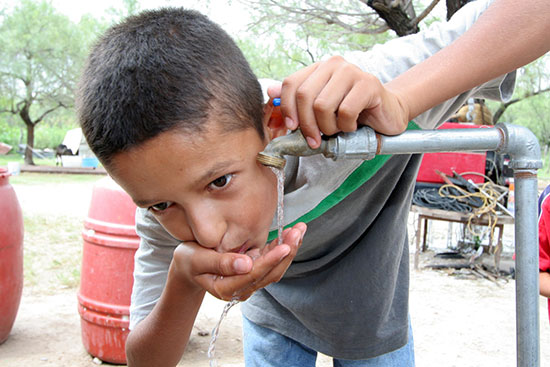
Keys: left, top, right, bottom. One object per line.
{"left": 285, "top": 117, "right": 296, "bottom": 130}
{"left": 280, "top": 245, "right": 291, "bottom": 260}
{"left": 306, "top": 136, "right": 318, "bottom": 148}
{"left": 234, "top": 258, "right": 251, "bottom": 274}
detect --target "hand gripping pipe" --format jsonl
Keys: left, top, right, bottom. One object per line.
{"left": 257, "top": 123, "right": 542, "bottom": 367}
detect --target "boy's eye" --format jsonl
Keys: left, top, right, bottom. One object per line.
{"left": 209, "top": 174, "right": 233, "bottom": 189}
{"left": 148, "top": 201, "right": 173, "bottom": 212}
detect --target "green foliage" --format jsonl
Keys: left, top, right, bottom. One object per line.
{"left": 0, "top": 108, "right": 79, "bottom": 149}
{"left": 239, "top": 0, "right": 395, "bottom": 79}
{"left": 0, "top": 0, "right": 83, "bottom": 108}
{"left": 0, "top": 114, "right": 22, "bottom": 147}
{"left": 0, "top": 0, "right": 108, "bottom": 163}
{"left": 540, "top": 154, "right": 550, "bottom": 179}
{"left": 486, "top": 54, "right": 550, "bottom": 154}
{"left": 106, "top": 0, "right": 142, "bottom": 21}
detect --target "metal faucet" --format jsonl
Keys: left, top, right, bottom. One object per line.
{"left": 256, "top": 128, "right": 378, "bottom": 168}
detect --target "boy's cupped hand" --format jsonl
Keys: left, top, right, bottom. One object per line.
{"left": 268, "top": 55, "right": 410, "bottom": 149}
{"left": 172, "top": 222, "right": 307, "bottom": 301}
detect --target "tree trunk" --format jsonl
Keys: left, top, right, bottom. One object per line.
{"left": 492, "top": 103, "right": 507, "bottom": 124}
{"left": 367, "top": 0, "right": 419, "bottom": 36}
{"left": 446, "top": 0, "right": 472, "bottom": 20}
{"left": 20, "top": 105, "right": 35, "bottom": 165}
{"left": 24, "top": 123, "right": 35, "bottom": 166}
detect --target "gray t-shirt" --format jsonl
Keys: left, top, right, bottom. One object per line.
{"left": 130, "top": 0, "right": 515, "bottom": 359}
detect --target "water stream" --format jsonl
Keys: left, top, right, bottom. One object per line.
{"left": 207, "top": 166, "right": 285, "bottom": 366}
{"left": 207, "top": 298, "right": 239, "bottom": 367}
{"left": 270, "top": 167, "right": 285, "bottom": 246}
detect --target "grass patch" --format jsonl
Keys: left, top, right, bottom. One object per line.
{"left": 23, "top": 214, "right": 83, "bottom": 291}
{"left": 0, "top": 152, "right": 56, "bottom": 167}
{"left": 8, "top": 172, "right": 103, "bottom": 186}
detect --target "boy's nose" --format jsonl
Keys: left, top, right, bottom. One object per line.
{"left": 186, "top": 204, "right": 227, "bottom": 250}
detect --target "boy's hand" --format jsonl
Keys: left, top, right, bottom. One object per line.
{"left": 268, "top": 56, "right": 410, "bottom": 148}
{"left": 172, "top": 222, "right": 306, "bottom": 301}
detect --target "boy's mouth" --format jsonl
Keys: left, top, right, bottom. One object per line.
{"left": 236, "top": 243, "right": 248, "bottom": 254}
{"left": 227, "top": 242, "right": 251, "bottom": 254}
{"left": 229, "top": 242, "right": 262, "bottom": 260}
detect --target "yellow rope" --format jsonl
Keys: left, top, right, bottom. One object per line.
{"left": 438, "top": 179, "right": 506, "bottom": 238}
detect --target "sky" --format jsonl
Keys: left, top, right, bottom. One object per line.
{"left": 51, "top": 0, "right": 250, "bottom": 34}
{"left": 0, "top": 0, "right": 250, "bottom": 35}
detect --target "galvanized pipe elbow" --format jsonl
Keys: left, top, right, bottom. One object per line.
{"left": 496, "top": 123, "right": 542, "bottom": 170}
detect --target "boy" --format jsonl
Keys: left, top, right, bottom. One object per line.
{"left": 77, "top": 1, "right": 521, "bottom": 366}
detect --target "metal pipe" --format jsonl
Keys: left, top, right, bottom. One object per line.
{"left": 377, "top": 127, "right": 503, "bottom": 154}
{"left": 257, "top": 122, "right": 542, "bottom": 366}
{"left": 514, "top": 169, "right": 540, "bottom": 367}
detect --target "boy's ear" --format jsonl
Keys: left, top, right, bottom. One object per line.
{"left": 263, "top": 102, "right": 287, "bottom": 140}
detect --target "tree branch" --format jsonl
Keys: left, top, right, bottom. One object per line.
{"left": 34, "top": 102, "right": 66, "bottom": 125}
{"left": 493, "top": 87, "right": 550, "bottom": 123}
{"left": 245, "top": 0, "right": 388, "bottom": 35}
{"left": 411, "top": 0, "right": 441, "bottom": 27}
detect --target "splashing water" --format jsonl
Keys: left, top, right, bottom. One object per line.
{"left": 270, "top": 166, "right": 285, "bottom": 246}
{"left": 207, "top": 167, "right": 285, "bottom": 366}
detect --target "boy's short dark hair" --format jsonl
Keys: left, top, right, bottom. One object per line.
{"left": 77, "top": 8, "right": 264, "bottom": 167}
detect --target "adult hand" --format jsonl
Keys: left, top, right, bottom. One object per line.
{"left": 268, "top": 56, "right": 410, "bottom": 148}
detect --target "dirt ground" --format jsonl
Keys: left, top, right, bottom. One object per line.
{"left": 2, "top": 175, "right": 550, "bottom": 367}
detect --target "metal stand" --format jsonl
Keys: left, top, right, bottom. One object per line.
{"left": 372, "top": 123, "right": 542, "bottom": 367}
{"left": 267, "top": 122, "right": 542, "bottom": 366}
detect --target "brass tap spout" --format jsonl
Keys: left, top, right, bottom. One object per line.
{"left": 256, "top": 129, "right": 329, "bottom": 168}
{"left": 257, "top": 127, "right": 378, "bottom": 168}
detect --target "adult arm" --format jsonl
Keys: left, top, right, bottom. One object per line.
{"left": 276, "top": 0, "right": 550, "bottom": 147}
{"left": 388, "top": 0, "right": 550, "bottom": 122}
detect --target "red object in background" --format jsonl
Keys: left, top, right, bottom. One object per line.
{"left": 416, "top": 122, "right": 488, "bottom": 184}
{"left": 0, "top": 167, "right": 24, "bottom": 344}
{"left": 78, "top": 176, "right": 139, "bottom": 364}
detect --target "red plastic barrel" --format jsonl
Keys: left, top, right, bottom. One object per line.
{"left": 0, "top": 167, "right": 24, "bottom": 344}
{"left": 78, "top": 176, "right": 139, "bottom": 364}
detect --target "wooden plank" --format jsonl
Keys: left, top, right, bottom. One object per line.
{"left": 410, "top": 205, "right": 514, "bottom": 225}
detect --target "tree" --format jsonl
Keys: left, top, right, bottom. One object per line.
{"left": 106, "top": 0, "right": 141, "bottom": 20}
{"left": 488, "top": 55, "right": 550, "bottom": 155}
{"left": 0, "top": 0, "right": 87, "bottom": 165}
{"left": 241, "top": 0, "right": 459, "bottom": 44}
{"left": 238, "top": 0, "right": 473, "bottom": 79}
{"left": 492, "top": 56, "right": 550, "bottom": 123}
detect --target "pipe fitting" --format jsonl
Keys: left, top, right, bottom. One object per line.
{"left": 257, "top": 128, "right": 378, "bottom": 168}
{"left": 496, "top": 123, "right": 542, "bottom": 170}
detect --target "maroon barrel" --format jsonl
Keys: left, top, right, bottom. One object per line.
{"left": 78, "top": 176, "right": 139, "bottom": 364}
{"left": 0, "top": 167, "right": 24, "bottom": 344}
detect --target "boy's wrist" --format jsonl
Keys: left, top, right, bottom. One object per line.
{"left": 168, "top": 249, "right": 205, "bottom": 296}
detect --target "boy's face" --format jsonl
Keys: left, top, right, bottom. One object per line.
{"left": 109, "top": 121, "right": 279, "bottom": 256}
